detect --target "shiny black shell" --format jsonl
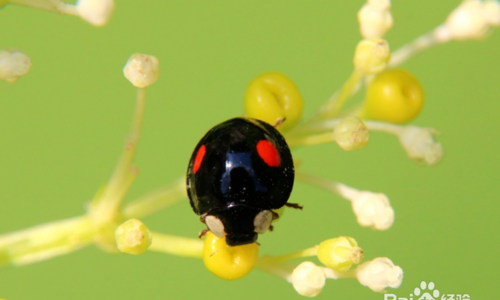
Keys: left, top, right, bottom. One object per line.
{"left": 186, "top": 117, "right": 294, "bottom": 246}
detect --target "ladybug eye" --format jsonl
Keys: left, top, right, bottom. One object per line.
{"left": 254, "top": 210, "right": 273, "bottom": 234}
{"left": 205, "top": 215, "right": 225, "bottom": 238}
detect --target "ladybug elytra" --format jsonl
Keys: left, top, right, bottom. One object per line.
{"left": 186, "top": 117, "right": 296, "bottom": 246}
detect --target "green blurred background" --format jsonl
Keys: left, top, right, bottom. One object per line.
{"left": 1, "top": 1, "right": 499, "bottom": 299}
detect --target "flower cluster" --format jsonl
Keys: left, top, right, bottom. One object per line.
{"left": 0, "top": 0, "right": 499, "bottom": 298}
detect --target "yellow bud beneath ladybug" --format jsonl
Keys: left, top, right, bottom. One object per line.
{"left": 244, "top": 72, "right": 303, "bottom": 131}
{"left": 360, "top": 69, "right": 424, "bottom": 124}
{"left": 203, "top": 231, "right": 259, "bottom": 280}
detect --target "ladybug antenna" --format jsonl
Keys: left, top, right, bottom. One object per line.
{"left": 273, "top": 117, "right": 286, "bottom": 127}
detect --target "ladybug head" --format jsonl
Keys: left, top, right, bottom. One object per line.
{"left": 204, "top": 205, "right": 273, "bottom": 246}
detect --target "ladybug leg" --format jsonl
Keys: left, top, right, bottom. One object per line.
{"left": 273, "top": 117, "right": 286, "bottom": 127}
{"left": 268, "top": 224, "right": 274, "bottom": 232}
{"left": 271, "top": 211, "right": 280, "bottom": 220}
{"left": 285, "top": 203, "right": 304, "bottom": 210}
{"left": 198, "top": 228, "right": 210, "bottom": 239}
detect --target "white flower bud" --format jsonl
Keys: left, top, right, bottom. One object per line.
{"left": 358, "top": 0, "right": 393, "bottom": 39}
{"left": 333, "top": 182, "right": 394, "bottom": 230}
{"left": 484, "top": 0, "right": 500, "bottom": 26}
{"left": 76, "top": 0, "right": 114, "bottom": 27}
{"left": 443, "top": 0, "right": 500, "bottom": 40}
{"left": 0, "top": 49, "right": 31, "bottom": 83}
{"left": 353, "top": 39, "right": 391, "bottom": 74}
{"left": 123, "top": 54, "right": 160, "bottom": 88}
{"left": 351, "top": 191, "right": 394, "bottom": 230}
{"left": 398, "top": 126, "right": 443, "bottom": 166}
{"left": 367, "top": 0, "right": 391, "bottom": 10}
{"left": 356, "top": 257, "right": 403, "bottom": 292}
{"left": 291, "top": 262, "right": 326, "bottom": 297}
{"left": 333, "top": 117, "right": 369, "bottom": 151}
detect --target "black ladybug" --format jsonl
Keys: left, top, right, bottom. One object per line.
{"left": 186, "top": 117, "right": 298, "bottom": 246}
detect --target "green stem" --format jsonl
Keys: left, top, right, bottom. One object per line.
{"left": 295, "top": 172, "right": 343, "bottom": 195}
{"left": 296, "top": 172, "right": 365, "bottom": 203}
{"left": 389, "top": 28, "right": 443, "bottom": 67}
{"left": 327, "top": 70, "right": 364, "bottom": 118}
{"left": 123, "top": 178, "right": 186, "bottom": 219}
{"left": 0, "top": 216, "right": 97, "bottom": 266}
{"left": 259, "top": 246, "right": 319, "bottom": 264}
{"left": 8, "top": 0, "right": 78, "bottom": 15}
{"left": 286, "top": 132, "right": 334, "bottom": 148}
{"left": 148, "top": 232, "right": 203, "bottom": 259}
{"left": 286, "top": 70, "right": 363, "bottom": 141}
{"left": 94, "top": 88, "right": 146, "bottom": 222}
{"left": 312, "top": 70, "right": 364, "bottom": 121}
{"left": 295, "top": 171, "right": 362, "bottom": 202}
{"left": 255, "top": 259, "right": 295, "bottom": 282}
{"left": 285, "top": 119, "right": 403, "bottom": 141}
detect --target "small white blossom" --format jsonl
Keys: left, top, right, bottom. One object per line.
{"left": 484, "top": 0, "right": 500, "bottom": 25}
{"left": 356, "top": 257, "right": 403, "bottom": 292}
{"left": 441, "top": 0, "right": 500, "bottom": 40}
{"left": 76, "top": 0, "right": 115, "bottom": 27}
{"left": 0, "top": 49, "right": 31, "bottom": 83}
{"left": 123, "top": 54, "right": 160, "bottom": 88}
{"left": 398, "top": 126, "right": 443, "bottom": 165}
{"left": 358, "top": 0, "right": 393, "bottom": 39}
{"left": 291, "top": 262, "right": 326, "bottom": 297}
{"left": 331, "top": 182, "right": 395, "bottom": 230}
{"left": 350, "top": 191, "right": 394, "bottom": 230}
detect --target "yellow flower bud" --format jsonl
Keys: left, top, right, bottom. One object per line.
{"left": 203, "top": 231, "right": 258, "bottom": 280}
{"left": 361, "top": 69, "right": 424, "bottom": 123}
{"left": 115, "top": 218, "right": 152, "bottom": 255}
{"left": 353, "top": 39, "right": 390, "bottom": 74}
{"left": 333, "top": 116, "right": 369, "bottom": 151}
{"left": 244, "top": 72, "right": 304, "bottom": 131}
{"left": 317, "top": 236, "right": 363, "bottom": 272}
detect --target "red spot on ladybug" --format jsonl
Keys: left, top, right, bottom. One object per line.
{"left": 256, "top": 140, "right": 280, "bottom": 167}
{"left": 193, "top": 145, "right": 206, "bottom": 174}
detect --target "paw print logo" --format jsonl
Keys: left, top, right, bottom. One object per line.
{"left": 414, "top": 281, "right": 440, "bottom": 300}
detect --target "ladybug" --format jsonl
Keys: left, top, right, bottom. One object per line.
{"left": 186, "top": 117, "right": 300, "bottom": 246}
